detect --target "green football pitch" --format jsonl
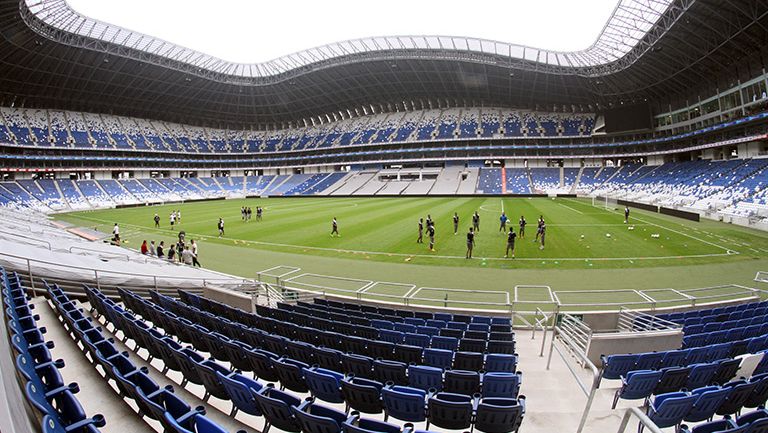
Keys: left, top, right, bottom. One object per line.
{"left": 56, "top": 197, "right": 768, "bottom": 310}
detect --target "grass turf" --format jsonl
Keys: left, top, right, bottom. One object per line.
{"left": 55, "top": 196, "right": 768, "bottom": 311}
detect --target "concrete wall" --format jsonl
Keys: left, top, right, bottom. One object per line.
{"left": 203, "top": 286, "right": 253, "bottom": 312}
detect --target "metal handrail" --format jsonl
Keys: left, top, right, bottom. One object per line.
{"left": 546, "top": 315, "right": 601, "bottom": 433}
{"left": 616, "top": 407, "right": 664, "bottom": 433}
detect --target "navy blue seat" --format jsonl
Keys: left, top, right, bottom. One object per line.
{"left": 426, "top": 392, "right": 473, "bottom": 431}
{"left": 745, "top": 373, "right": 768, "bottom": 408}
{"left": 483, "top": 372, "right": 522, "bottom": 398}
{"left": 655, "top": 367, "right": 691, "bottom": 395}
{"left": 292, "top": 401, "right": 348, "bottom": 433}
{"left": 274, "top": 357, "right": 310, "bottom": 393}
{"left": 374, "top": 359, "right": 408, "bottom": 386}
{"left": 600, "top": 354, "right": 637, "bottom": 383}
{"left": 716, "top": 380, "right": 760, "bottom": 416}
{"left": 342, "top": 412, "right": 401, "bottom": 433}
{"left": 423, "top": 348, "right": 453, "bottom": 370}
{"left": 485, "top": 354, "right": 518, "bottom": 373}
{"left": 645, "top": 392, "right": 696, "bottom": 433}
{"left": 304, "top": 367, "right": 345, "bottom": 404}
{"left": 453, "top": 352, "right": 483, "bottom": 372}
{"left": 394, "top": 344, "right": 423, "bottom": 365}
{"left": 712, "top": 358, "right": 742, "bottom": 386}
{"left": 404, "top": 333, "right": 431, "bottom": 348}
{"left": 686, "top": 363, "right": 719, "bottom": 390}
{"left": 194, "top": 359, "right": 231, "bottom": 402}
{"left": 684, "top": 386, "right": 732, "bottom": 423}
{"left": 431, "top": 336, "right": 457, "bottom": 351}
{"left": 217, "top": 371, "right": 264, "bottom": 417}
{"left": 474, "top": 397, "right": 526, "bottom": 433}
{"left": 315, "top": 347, "right": 343, "bottom": 371}
{"left": 381, "top": 384, "right": 427, "bottom": 422}
{"left": 162, "top": 412, "right": 238, "bottom": 433}
{"left": 408, "top": 365, "right": 443, "bottom": 392}
{"left": 341, "top": 377, "right": 384, "bottom": 414}
{"left": 247, "top": 349, "right": 280, "bottom": 382}
{"left": 341, "top": 353, "right": 374, "bottom": 379}
{"left": 635, "top": 352, "right": 664, "bottom": 371}
{"left": 380, "top": 330, "right": 405, "bottom": 344}
{"left": 444, "top": 370, "right": 480, "bottom": 395}
{"left": 612, "top": 370, "right": 663, "bottom": 409}
{"left": 253, "top": 384, "right": 303, "bottom": 433}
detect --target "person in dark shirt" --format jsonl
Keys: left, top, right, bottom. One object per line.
{"left": 417, "top": 218, "right": 424, "bottom": 243}
{"left": 505, "top": 229, "right": 517, "bottom": 258}
{"left": 427, "top": 224, "right": 436, "bottom": 252}
{"left": 534, "top": 216, "right": 544, "bottom": 242}
{"left": 539, "top": 223, "right": 547, "bottom": 250}
{"left": 466, "top": 227, "right": 475, "bottom": 259}
{"left": 331, "top": 217, "right": 339, "bottom": 237}
{"left": 472, "top": 211, "right": 480, "bottom": 232}
{"left": 257, "top": 206, "right": 263, "bottom": 221}
{"left": 167, "top": 245, "right": 176, "bottom": 261}
{"left": 156, "top": 241, "right": 165, "bottom": 258}
{"left": 217, "top": 218, "right": 225, "bottom": 237}
{"left": 624, "top": 206, "right": 630, "bottom": 224}
{"left": 426, "top": 214, "right": 433, "bottom": 228}
{"left": 453, "top": 213, "right": 460, "bottom": 235}
{"left": 153, "top": 213, "right": 160, "bottom": 228}
{"left": 518, "top": 216, "right": 526, "bottom": 238}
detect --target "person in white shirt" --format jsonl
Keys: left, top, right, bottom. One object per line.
{"left": 112, "top": 223, "right": 120, "bottom": 245}
{"left": 190, "top": 239, "right": 201, "bottom": 267}
{"left": 181, "top": 246, "right": 193, "bottom": 265}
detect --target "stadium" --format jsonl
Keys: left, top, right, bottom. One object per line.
{"left": 3, "top": 0, "right": 768, "bottom": 432}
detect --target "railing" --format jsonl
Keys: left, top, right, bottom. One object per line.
{"left": 616, "top": 407, "right": 664, "bottom": 433}
{"left": 617, "top": 307, "right": 683, "bottom": 332}
{"left": 546, "top": 313, "right": 600, "bottom": 433}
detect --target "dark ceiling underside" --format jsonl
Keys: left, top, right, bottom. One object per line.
{"left": 0, "top": 0, "right": 766, "bottom": 128}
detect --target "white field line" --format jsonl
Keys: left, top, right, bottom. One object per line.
{"left": 71, "top": 211, "right": 738, "bottom": 263}
{"left": 562, "top": 198, "right": 740, "bottom": 255}
{"left": 559, "top": 203, "right": 584, "bottom": 214}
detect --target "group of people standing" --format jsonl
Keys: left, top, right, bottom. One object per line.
{"left": 139, "top": 235, "right": 201, "bottom": 267}
{"left": 241, "top": 206, "right": 263, "bottom": 222}
{"left": 417, "top": 210, "right": 548, "bottom": 258}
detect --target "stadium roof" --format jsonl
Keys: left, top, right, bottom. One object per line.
{"left": 0, "top": 0, "right": 767, "bottom": 128}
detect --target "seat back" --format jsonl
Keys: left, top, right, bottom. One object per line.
{"left": 340, "top": 377, "right": 384, "bottom": 414}
{"left": 474, "top": 397, "right": 526, "bottom": 433}
{"left": 427, "top": 392, "right": 473, "bottom": 430}
{"left": 304, "top": 367, "right": 345, "bottom": 404}
{"left": 483, "top": 372, "right": 522, "bottom": 398}
{"left": 217, "top": 372, "right": 263, "bottom": 416}
{"left": 381, "top": 385, "right": 427, "bottom": 422}
{"left": 408, "top": 365, "right": 443, "bottom": 392}
{"left": 253, "top": 386, "right": 303, "bottom": 433}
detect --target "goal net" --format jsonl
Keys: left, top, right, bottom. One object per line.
{"left": 592, "top": 196, "right": 619, "bottom": 210}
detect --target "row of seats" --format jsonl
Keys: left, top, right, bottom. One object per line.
{"left": 645, "top": 386, "right": 768, "bottom": 433}
{"left": 679, "top": 407, "right": 768, "bottom": 433}
{"left": 611, "top": 360, "right": 754, "bottom": 408}
{"left": 139, "top": 289, "right": 519, "bottom": 390}
{"left": 176, "top": 291, "right": 516, "bottom": 372}
{"left": 3, "top": 270, "right": 106, "bottom": 433}
{"left": 88, "top": 286, "right": 527, "bottom": 433}
{"left": 684, "top": 315, "right": 768, "bottom": 338}
{"left": 657, "top": 302, "right": 768, "bottom": 324}
{"left": 601, "top": 340, "right": 768, "bottom": 384}
{"left": 43, "top": 280, "right": 242, "bottom": 433}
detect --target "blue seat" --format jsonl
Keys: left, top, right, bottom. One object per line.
{"left": 379, "top": 330, "right": 405, "bottom": 344}
{"left": 247, "top": 349, "right": 280, "bottom": 382}
{"left": 444, "top": 370, "right": 480, "bottom": 395}
{"left": 370, "top": 320, "right": 394, "bottom": 330}
{"left": 716, "top": 380, "right": 760, "bottom": 416}
{"left": 745, "top": 373, "right": 768, "bottom": 408}
{"left": 341, "top": 377, "right": 384, "bottom": 414}
{"left": 686, "top": 363, "right": 719, "bottom": 390}
{"left": 374, "top": 359, "right": 408, "bottom": 386}
{"left": 645, "top": 392, "right": 696, "bottom": 432}
{"left": 315, "top": 347, "right": 343, "bottom": 371}
{"left": 393, "top": 323, "right": 417, "bottom": 334}
{"left": 636, "top": 352, "right": 664, "bottom": 371}
{"left": 600, "top": 354, "right": 637, "bottom": 383}
{"left": 423, "top": 348, "right": 453, "bottom": 370}
{"left": 453, "top": 352, "right": 484, "bottom": 372}
{"left": 483, "top": 372, "right": 522, "bottom": 398}
{"left": 274, "top": 357, "right": 310, "bottom": 393}
{"left": 612, "top": 370, "right": 663, "bottom": 409}
{"left": 409, "top": 365, "right": 443, "bottom": 392}
{"left": 485, "top": 354, "right": 518, "bottom": 373}
{"left": 162, "top": 412, "right": 235, "bottom": 433}
{"left": 686, "top": 419, "right": 743, "bottom": 433}
{"left": 217, "top": 371, "right": 264, "bottom": 417}
{"left": 138, "top": 388, "right": 204, "bottom": 432}
{"left": 431, "top": 336, "right": 458, "bottom": 351}
{"left": 382, "top": 384, "right": 427, "bottom": 422}
{"left": 342, "top": 412, "right": 401, "bottom": 433}
{"left": 474, "top": 397, "right": 526, "bottom": 433}
{"left": 712, "top": 358, "right": 742, "bottom": 386}
{"left": 426, "top": 392, "right": 473, "bottom": 431}
{"left": 684, "top": 386, "right": 732, "bottom": 423}
{"left": 655, "top": 367, "right": 691, "bottom": 395}
{"left": 304, "top": 367, "right": 345, "bottom": 404}
{"left": 416, "top": 326, "right": 440, "bottom": 337}
{"left": 341, "top": 353, "right": 374, "bottom": 379}
{"left": 404, "top": 333, "right": 431, "bottom": 348}
{"left": 404, "top": 318, "right": 426, "bottom": 327}
{"left": 41, "top": 414, "right": 103, "bottom": 433}
{"left": 26, "top": 383, "right": 105, "bottom": 433}
{"left": 253, "top": 385, "right": 303, "bottom": 433}
{"left": 193, "top": 359, "right": 231, "bottom": 402}
{"left": 292, "top": 402, "right": 348, "bottom": 433}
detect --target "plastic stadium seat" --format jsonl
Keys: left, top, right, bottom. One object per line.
{"left": 341, "top": 377, "right": 385, "bottom": 414}
{"left": 217, "top": 371, "right": 264, "bottom": 417}
{"left": 374, "top": 359, "right": 408, "bottom": 386}
{"left": 712, "top": 358, "right": 742, "bottom": 385}
{"left": 379, "top": 330, "right": 405, "bottom": 344}
{"left": 745, "top": 373, "right": 768, "bottom": 408}
{"left": 654, "top": 367, "right": 691, "bottom": 395}
{"left": 661, "top": 350, "right": 689, "bottom": 368}
{"left": 716, "top": 380, "right": 760, "bottom": 416}
{"left": 423, "top": 348, "right": 453, "bottom": 370}
{"left": 453, "top": 351, "right": 484, "bottom": 372}
{"left": 488, "top": 340, "right": 516, "bottom": 355}
{"left": 404, "top": 333, "right": 431, "bottom": 348}
{"left": 253, "top": 385, "right": 303, "bottom": 433}
{"left": 426, "top": 392, "right": 473, "bottom": 431}
{"left": 194, "top": 359, "right": 232, "bottom": 402}
{"left": 645, "top": 392, "right": 696, "bottom": 432}
{"left": 443, "top": 370, "right": 480, "bottom": 395}
{"left": 474, "top": 397, "right": 526, "bottom": 433}
{"left": 381, "top": 384, "right": 427, "bottom": 422}
{"left": 163, "top": 412, "right": 240, "bottom": 433}
{"left": 485, "top": 354, "right": 518, "bottom": 373}
{"left": 431, "top": 336, "right": 458, "bottom": 351}
{"left": 394, "top": 344, "right": 423, "bottom": 365}
{"left": 304, "top": 367, "right": 345, "bottom": 404}
{"left": 274, "top": 357, "right": 310, "bottom": 393}
{"left": 408, "top": 364, "right": 443, "bottom": 392}
{"left": 247, "top": 349, "right": 280, "bottom": 382}
{"left": 341, "top": 353, "right": 374, "bottom": 379}
{"left": 635, "top": 352, "right": 664, "bottom": 371}
{"left": 685, "top": 363, "right": 719, "bottom": 390}
{"left": 600, "top": 354, "right": 638, "bottom": 383}
{"left": 683, "top": 386, "right": 732, "bottom": 423}
{"left": 342, "top": 412, "right": 402, "bottom": 433}
{"left": 292, "top": 402, "right": 348, "bottom": 433}
{"left": 612, "top": 370, "right": 663, "bottom": 409}
{"left": 482, "top": 372, "right": 522, "bottom": 398}
{"left": 440, "top": 328, "right": 464, "bottom": 339}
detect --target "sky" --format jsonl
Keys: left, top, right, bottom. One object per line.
{"left": 66, "top": 0, "right": 621, "bottom": 64}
